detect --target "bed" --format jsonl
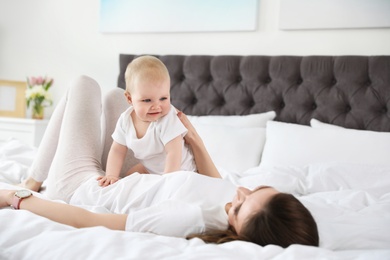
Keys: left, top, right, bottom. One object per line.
{"left": 1, "top": 55, "right": 390, "bottom": 259}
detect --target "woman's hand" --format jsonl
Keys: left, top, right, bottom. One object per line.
{"left": 177, "top": 111, "right": 221, "bottom": 179}
{"left": 0, "top": 190, "right": 15, "bottom": 208}
{"left": 177, "top": 111, "right": 201, "bottom": 147}
{"left": 96, "top": 175, "right": 120, "bottom": 187}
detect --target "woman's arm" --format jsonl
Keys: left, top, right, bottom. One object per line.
{"left": 0, "top": 190, "right": 127, "bottom": 230}
{"left": 177, "top": 112, "right": 221, "bottom": 179}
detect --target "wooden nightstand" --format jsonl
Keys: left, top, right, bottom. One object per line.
{"left": 0, "top": 117, "right": 49, "bottom": 147}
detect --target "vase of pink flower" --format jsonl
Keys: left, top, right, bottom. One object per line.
{"left": 26, "top": 76, "right": 53, "bottom": 119}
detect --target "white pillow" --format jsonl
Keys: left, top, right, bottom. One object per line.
{"left": 187, "top": 111, "right": 276, "bottom": 128}
{"left": 195, "top": 125, "right": 266, "bottom": 173}
{"left": 310, "top": 118, "right": 345, "bottom": 129}
{"left": 260, "top": 121, "right": 390, "bottom": 169}
{"left": 187, "top": 111, "right": 276, "bottom": 173}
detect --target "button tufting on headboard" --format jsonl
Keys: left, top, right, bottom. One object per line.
{"left": 118, "top": 54, "right": 390, "bottom": 132}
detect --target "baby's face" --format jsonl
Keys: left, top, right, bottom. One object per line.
{"left": 129, "top": 77, "right": 171, "bottom": 122}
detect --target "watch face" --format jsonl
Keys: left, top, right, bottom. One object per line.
{"left": 16, "top": 190, "right": 32, "bottom": 198}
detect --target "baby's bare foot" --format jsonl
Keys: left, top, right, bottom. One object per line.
{"left": 17, "top": 177, "right": 42, "bottom": 192}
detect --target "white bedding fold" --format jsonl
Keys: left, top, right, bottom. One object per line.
{"left": 0, "top": 138, "right": 36, "bottom": 184}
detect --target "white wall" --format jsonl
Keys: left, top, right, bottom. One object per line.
{"left": 1, "top": 0, "right": 390, "bottom": 117}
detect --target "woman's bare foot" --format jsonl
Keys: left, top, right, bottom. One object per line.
{"left": 17, "top": 177, "right": 42, "bottom": 192}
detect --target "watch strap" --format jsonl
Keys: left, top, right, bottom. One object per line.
{"left": 12, "top": 194, "right": 23, "bottom": 210}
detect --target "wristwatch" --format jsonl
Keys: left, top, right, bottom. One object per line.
{"left": 12, "top": 190, "right": 32, "bottom": 210}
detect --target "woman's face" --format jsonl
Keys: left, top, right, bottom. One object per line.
{"left": 226, "top": 186, "right": 279, "bottom": 235}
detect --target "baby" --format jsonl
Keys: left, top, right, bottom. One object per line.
{"left": 98, "top": 56, "right": 196, "bottom": 187}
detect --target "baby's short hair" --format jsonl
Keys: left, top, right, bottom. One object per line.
{"left": 125, "top": 55, "right": 170, "bottom": 93}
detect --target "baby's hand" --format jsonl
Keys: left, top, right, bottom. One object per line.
{"left": 96, "top": 175, "right": 120, "bottom": 187}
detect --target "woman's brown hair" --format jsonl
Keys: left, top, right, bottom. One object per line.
{"left": 187, "top": 193, "right": 319, "bottom": 248}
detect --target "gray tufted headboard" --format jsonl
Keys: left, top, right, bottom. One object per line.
{"left": 118, "top": 54, "right": 390, "bottom": 132}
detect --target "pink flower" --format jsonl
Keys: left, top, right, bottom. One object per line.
{"left": 36, "top": 76, "right": 44, "bottom": 84}
{"left": 27, "top": 76, "right": 53, "bottom": 89}
{"left": 29, "top": 77, "right": 37, "bottom": 86}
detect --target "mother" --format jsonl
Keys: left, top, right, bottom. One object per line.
{"left": 0, "top": 76, "right": 319, "bottom": 248}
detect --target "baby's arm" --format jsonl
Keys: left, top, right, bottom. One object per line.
{"left": 164, "top": 136, "right": 183, "bottom": 173}
{"left": 97, "top": 141, "right": 127, "bottom": 186}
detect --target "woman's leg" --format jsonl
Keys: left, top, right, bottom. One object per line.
{"left": 101, "top": 88, "right": 138, "bottom": 177}
{"left": 44, "top": 76, "right": 105, "bottom": 202}
{"left": 21, "top": 76, "right": 104, "bottom": 201}
{"left": 20, "top": 84, "right": 68, "bottom": 191}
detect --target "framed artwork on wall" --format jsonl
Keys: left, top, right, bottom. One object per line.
{"left": 279, "top": 0, "right": 390, "bottom": 30}
{"left": 99, "top": 0, "right": 258, "bottom": 33}
{"left": 0, "top": 80, "right": 26, "bottom": 118}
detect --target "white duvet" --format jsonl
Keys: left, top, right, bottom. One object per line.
{"left": 1, "top": 139, "right": 390, "bottom": 260}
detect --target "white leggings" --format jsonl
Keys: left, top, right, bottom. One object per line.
{"left": 29, "top": 76, "right": 137, "bottom": 202}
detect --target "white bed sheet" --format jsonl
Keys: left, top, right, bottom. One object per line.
{"left": 1, "top": 139, "right": 390, "bottom": 260}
